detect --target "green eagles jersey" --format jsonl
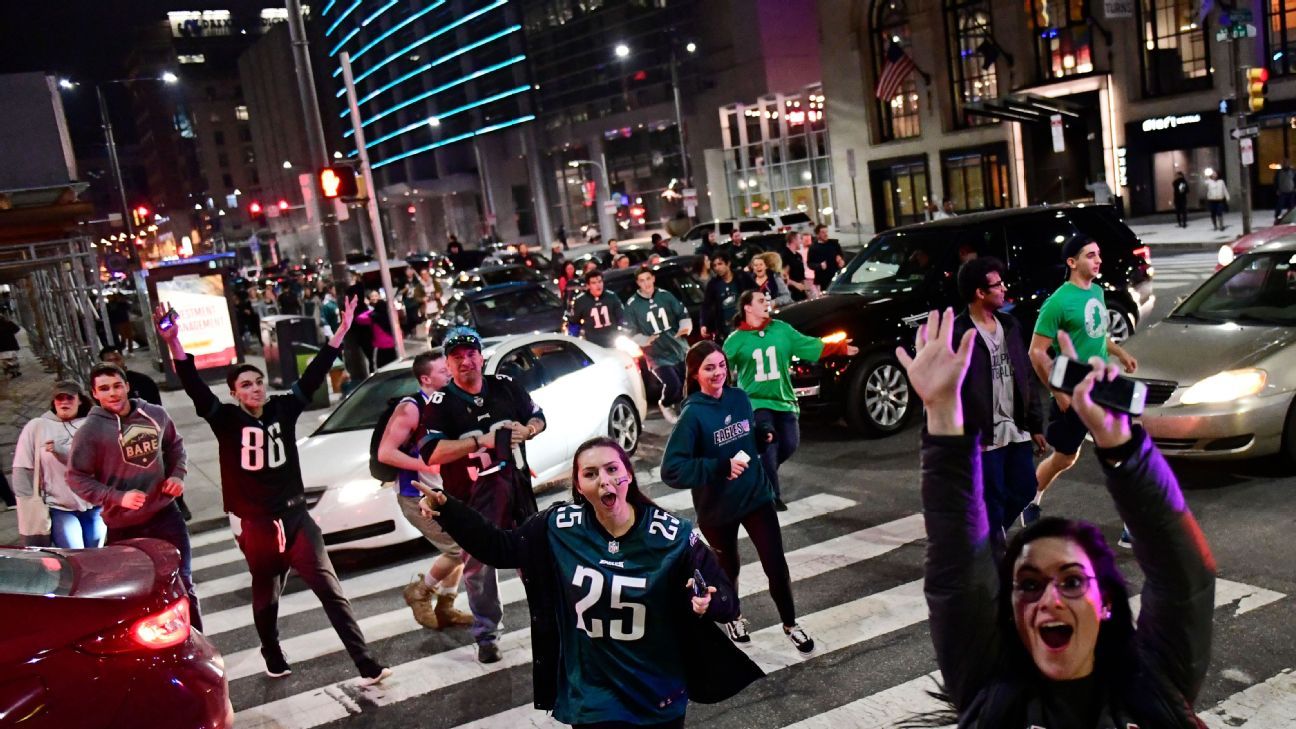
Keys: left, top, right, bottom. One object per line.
{"left": 724, "top": 320, "right": 826, "bottom": 413}
{"left": 547, "top": 502, "right": 696, "bottom": 725}
{"left": 1034, "top": 281, "right": 1110, "bottom": 365}
{"left": 623, "top": 290, "right": 689, "bottom": 366}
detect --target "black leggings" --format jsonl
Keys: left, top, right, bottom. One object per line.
{"left": 700, "top": 503, "right": 796, "bottom": 627}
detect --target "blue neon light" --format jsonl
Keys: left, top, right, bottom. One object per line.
{"left": 363, "top": 0, "right": 399, "bottom": 25}
{"left": 371, "top": 114, "right": 535, "bottom": 170}
{"left": 330, "top": 26, "right": 361, "bottom": 56}
{"left": 356, "top": 85, "right": 531, "bottom": 152}
{"left": 343, "top": 55, "right": 525, "bottom": 132}
{"left": 331, "top": 0, "right": 448, "bottom": 77}
{"left": 320, "top": 0, "right": 338, "bottom": 16}
{"left": 354, "top": 64, "right": 432, "bottom": 107}
{"left": 325, "top": 0, "right": 363, "bottom": 36}
{"left": 339, "top": 0, "right": 509, "bottom": 84}
{"left": 337, "top": 23, "right": 520, "bottom": 98}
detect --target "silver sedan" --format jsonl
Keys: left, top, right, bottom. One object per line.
{"left": 1125, "top": 239, "right": 1296, "bottom": 461}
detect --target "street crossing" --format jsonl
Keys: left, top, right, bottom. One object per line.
{"left": 187, "top": 470, "right": 1293, "bottom": 728}
{"left": 1148, "top": 251, "right": 1218, "bottom": 288}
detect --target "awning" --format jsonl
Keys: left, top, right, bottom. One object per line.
{"left": 965, "top": 93, "right": 1083, "bottom": 124}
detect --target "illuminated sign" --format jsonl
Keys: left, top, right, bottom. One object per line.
{"left": 1141, "top": 114, "right": 1202, "bottom": 132}
{"left": 168, "top": 7, "right": 309, "bottom": 38}
{"left": 157, "top": 274, "right": 237, "bottom": 370}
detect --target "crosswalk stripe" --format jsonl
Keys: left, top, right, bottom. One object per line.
{"left": 229, "top": 510, "right": 924, "bottom": 726}
{"left": 1200, "top": 668, "right": 1296, "bottom": 728}
{"left": 191, "top": 527, "right": 235, "bottom": 549}
{"left": 192, "top": 544, "right": 245, "bottom": 572}
{"left": 218, "top": 493, "right": 857, "bottom": 679}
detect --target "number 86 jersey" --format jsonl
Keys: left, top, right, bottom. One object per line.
{"left": 547, "top": 501, "right": 700, "bottom": 726}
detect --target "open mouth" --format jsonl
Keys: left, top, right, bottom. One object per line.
{"left": 1038, "top": 622, "right": 1074, "bottom": 650}
{"left": 598, "top": 491, "right": 618, "bottom": 509}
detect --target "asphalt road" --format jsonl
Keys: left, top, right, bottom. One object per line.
{"left": 202, "top": 251, "right": 1296, "bottom": 728}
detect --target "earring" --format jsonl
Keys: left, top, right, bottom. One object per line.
{"left": 1102, "top": 607, "right": 1112, "bottom": 620}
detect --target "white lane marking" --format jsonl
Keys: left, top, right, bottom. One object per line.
{"left": 1201, "top": 668, "right": 1296, "bottom": 728}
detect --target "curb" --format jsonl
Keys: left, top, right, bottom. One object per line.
{"left": 1144, "top": 241, "right": 1225, "bottom": 253}
{"left": 188, "top": 514, "right": 230, "bottom": 535}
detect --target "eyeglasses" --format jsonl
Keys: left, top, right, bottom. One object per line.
{"left": 1012, "top": 573, "right": 1094, "bottom": 602}
{"left": 983, "top": 280, "right": 1007, "bottom": 290}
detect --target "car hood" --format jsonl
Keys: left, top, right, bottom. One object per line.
{"left": 1125, "top": 319, "right": 1296, "bottom": 383}
{"left": 298, "top": 428, "right": 371, "bottom": 489}
{"left": 1233, "top": 224, "right": 1296, "bottom": 253}
{"left": 776, "top": 291, "right": 919, "bottom": 337}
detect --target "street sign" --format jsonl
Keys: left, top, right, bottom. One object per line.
{"left": 1247, "top": 23, "right": 1257, "bottom": 38}
{"left": 1231, "top": 125, "right": 1261, "bottom": 139}
{"left": 1050, "top": 114, "right": 1066, "bottom": 153}
{"left": 846, "top": 149, "right": 857, "bottom": 179}
{"left": 1103, "top": 0, "right": 1133, "bottom": 18}
{"left": 1240, "top": 137, "right": 1255, "bottom": 166}
{"left": 682, "top": 187, "right": 698, "bottom": 217}
{"left": 1216, "top": 28, "right": 1228, "bottom": 41}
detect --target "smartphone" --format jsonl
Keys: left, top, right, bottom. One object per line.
{"left": 692, "top": 569, "right": 708, "bottom": 597}
{"left": 733, "top": 450, "right": 751, "bottom": 465}
{"left": 159, "top": 307, "right": 179, "bottom": 331}
{"left": 1049, "top": 356, "right": 1148, "bottom": 416}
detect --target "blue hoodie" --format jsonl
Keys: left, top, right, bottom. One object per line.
{"left": 660, "top": 385, "right": 773, "bottom": 527}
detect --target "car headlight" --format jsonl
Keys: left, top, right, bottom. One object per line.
{"left": 1180, "top": 368, "right": 1267, "bottom": 405}
{"left": 337, "top": 479, "right": 387, "bottom": 506}
{"left": 820, "top": 330, "right": 848, "bottom": 345}
{"left": 614, "top": 335, "right": 643, "bottom": 358}
{"left": 1218, "top": 244, "right": 1235, "bottom": 267}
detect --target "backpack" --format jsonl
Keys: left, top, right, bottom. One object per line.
{"left": 369, "top": 392, "right": 426, "bottom": 482}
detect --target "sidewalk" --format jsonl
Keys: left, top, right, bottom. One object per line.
{"left": 1124, "top": 210, "right": 1255, "bottom": 252}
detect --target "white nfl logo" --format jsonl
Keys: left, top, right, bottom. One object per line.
{"left": 608, "top": 540, "right": 620, "bottom": 554}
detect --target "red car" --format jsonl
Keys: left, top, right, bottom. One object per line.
{"left": 1217, "top": 206, "right": 1296, "bottom": 268}
{"left": 0, "top": 539, "right": 232, "bottom": 728}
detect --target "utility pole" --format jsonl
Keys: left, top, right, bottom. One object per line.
{"left": 285, "top": 0, "right": 349, "bottom": 293}
{"left": 96, "top": 85, "right": 140, "bottom": 268}
{"left": 1232, "top": 35, "right": 1254, "bottom": 236}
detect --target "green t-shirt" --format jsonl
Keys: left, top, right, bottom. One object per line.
{"left": 548, "top": 502, "right": 693, "bottom": 725}
{"left": 1033, "top": 281, "right": 1109, "bottom": 364}
{"left": 723, "top": 319, "right": 826, "bottom": 413}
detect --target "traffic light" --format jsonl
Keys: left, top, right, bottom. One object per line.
{"left": 1219, "top": 98, "right": 1236, "bottom": 115}
{"left": 132, "top": 205, "right": 151, "bottom": 227}
{"left": 318, "top": 166, "right": 359, "bottom": 199}
{"left": 1245, "top": 67, "right": 1269, "bottom": 113}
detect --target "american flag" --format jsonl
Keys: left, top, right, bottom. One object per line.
{"left": 875, "top": 43, "right": 917, "bottom": 101}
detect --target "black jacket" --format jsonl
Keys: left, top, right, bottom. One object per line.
{"left": 953, "top": 310, "right": 1043, "bottom": 447}
{"left": 701, "top": 271, "right": 756, "bottom": 337}
{"left": 434, "top": 496, "right": 763, "bottom": 712}
{"left": 922, "top": 427, "right": 1215, "bottom": 728}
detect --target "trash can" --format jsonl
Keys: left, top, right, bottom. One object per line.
{"left": 294, "top": 344, "right": 331, "bottom": 410}
{"left": 260, "top": 315, "right": 318, "bottom": 389}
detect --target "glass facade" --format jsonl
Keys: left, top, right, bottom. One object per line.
{"left": 945, "top": 0, "right": 998, "bottom": 127}
{"left": 718, "top": 85, "right": 835, "bottom": 227}
{"left": 874, "top": 0, "right": 921, "bottom": 140}
{"left": 1029, "top": 0, "right": 1094, "bottom": 80}
{"left": 940, "top": 144, "right": 1011, "bottom": 212}
{"left": 1139, "top": 0, "right": 1210, "bottom": 96}
{"left": 870, "top": 157, "right": 929, "bottom": 229}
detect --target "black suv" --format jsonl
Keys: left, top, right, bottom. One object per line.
{"left": 777, "top": 205, "right": 1154, "bottom": 436}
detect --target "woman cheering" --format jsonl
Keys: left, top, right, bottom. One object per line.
{"left": 661, "top": 341, "right": 816, "bottom": 653}
{"left": 900, "top": 309, "right": 1215, "bottom": 727}
{"left": 418, "top": 436, "right": 760, "bottom": 728}
{"left": 749, "top": 253, "right": 792, "bottom": 308}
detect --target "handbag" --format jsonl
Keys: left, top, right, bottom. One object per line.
{"left": 15, "top": 446, "right": 52, "bottom": 537}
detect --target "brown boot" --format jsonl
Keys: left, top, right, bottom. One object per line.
{"left": 434, "top": 592, "right": 474, "bottom": 628}
{"left": 403, "top": 576, "right": 439, "bottom": 629}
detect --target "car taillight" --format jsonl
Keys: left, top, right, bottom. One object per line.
{"left": 1132, "top": 245, "right": 1151, "bottom": 264}
{"left": 77, "top": 598, "right": 191, "bottom": 655}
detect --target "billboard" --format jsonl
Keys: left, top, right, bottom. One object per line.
{"left": 156, "top": 273, "right": 237, "bottom": 370}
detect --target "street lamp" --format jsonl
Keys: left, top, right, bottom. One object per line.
{"left": 427, "top": 116, "right": 441, "bottom": 127}
{"left": 614, "top": 43, "right": 630, "bottom": 59}
{"left": 570, "top": 159, "right": 615, "bottom": 244}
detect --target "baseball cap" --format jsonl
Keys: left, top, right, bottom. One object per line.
{"left": 1061, "top": 236, "right": 1097, "bottom": 262}
{"left": 52, "top": 380, "right": 83, "bottom": 399}
{"left": 442, "top": 326, "right": 483, "bottom": 354}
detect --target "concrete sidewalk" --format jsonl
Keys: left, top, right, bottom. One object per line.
{"left": 1124, "top": 210, "right": 1263, "bottom": 252}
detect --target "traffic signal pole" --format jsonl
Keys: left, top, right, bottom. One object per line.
{"left": 285, "top": 0, "right": 349, "bottom": 295}
{"left": 339, "top": 51, "right": 404, "bottom": 358}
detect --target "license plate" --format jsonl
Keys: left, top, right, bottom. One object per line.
{"left": 794, "top": 386, "right": 820, "bottom": 398}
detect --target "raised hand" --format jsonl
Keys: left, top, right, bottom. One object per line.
{"left": 337, "top": 296, "right": 359, "bottom": 336}
{"left": 895, "top": 309, "right": 974, "bottom": 435}
{"left": 153, "top": 303, "right": 179, "bottom": 342}
{"left": 1070, "top": 357, "right": 1134, "bottom": 449}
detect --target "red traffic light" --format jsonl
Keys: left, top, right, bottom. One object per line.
{"left": 248, "top": 201, "right": 263, "bottom": 215}
{"left": 318, "top": 166, "right": 359, "bottom": 199}
{"left": 135, "top": 205, "right": 150, "bottom": 218}
{"left": 277, "top": 199, "right": 289, "bottom": 210}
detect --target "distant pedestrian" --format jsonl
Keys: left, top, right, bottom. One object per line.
{"left": 932, "top": 198, "right": 957, "bottom": 220}
{"left": 568, "top": 270, "right": 625, "bottom": 348}
{"left": 651, "top": 232, "right": 673, "bottom": 258}
{"left": 700, "top": 251, "right": 756, "bottom": 342}
{"left": 775, "top": 232, "right": 809, "bottom": 301}
{"left": 1204, "top": 170, "right": 1230, "bottom": 231}
{"left": 0, "top": 314, "right": 21, "bottom": 378}
{"left": 624, "top": 266, "right": 693, "bottom": 423}
{"left": 749, "top": 253, "right": 792, "bottom": 308}
{"left": 1172, "top": 172, "right": 1190, "bottom": 228}
{"left": 1085, "top": 179, "right": 1113, "bottom": 206}
{"left": 358, "top": 299, "right": 400, "bottom": 368}
{"left": 13, "top": 381, "right": 100, "bottom": 549}
{"left": 1275, "top": 159, "right": 1296, "bottom": 223}
{"left": 807, "top": 224, "right": 845, "bottom": 293}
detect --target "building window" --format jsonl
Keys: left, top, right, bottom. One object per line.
{"left": 1029, "top": 0, "right": 1094, "bottom": 80}
{"left": 945, "top": 0, "right": 998, "bottom": 127}
{"left": 1267, "top": 0, "right": 1296, "bottom": 76}
{"left": 238, "top": 127, "right": 252, "bottom": 143}
{"left": 214, "top": 130, "right": 225, "bottom": 146}
{"left": 235, "top": 105, "right": 249, "bottom": 121}
{"left": 221, "top": 173, "right": 234, "bottom": 189}
{"left": 873, "top": 0, "right": 921, "bottom": 141}
{"left": 217, "top": 152, "right": 230, "bottom": 169}
{"left": 941, "top": 144, "right": 1012, "bottom": 212}
{"left": 1140, "top": 0, "right": 1210, "bottom": 95}
{"left": 869, "top": 156, "right": 929, "bottom": 229}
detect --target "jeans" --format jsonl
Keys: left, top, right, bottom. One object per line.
{"left": 754, "top": 409, "right": 800, "bottom": 500}
{"left": 982, "top": 441, "right": 1039, "bottom": 557}
{"left": 652, "top": 362, "right": 685, "bottom": 408}
{"left": 107, "top": 502, "right": 201, "bottom": 631}
{"left": 1209, "top": 200, "right": 1227, "bottom": 228}
{"left": 236, "top": 507, "right": 377, "bottom": 671}
{"left": 50, "top": 507, "right": 105, "bottom": 549}
{"left": 700, "top": 503, "right": 796, "bottom": 627}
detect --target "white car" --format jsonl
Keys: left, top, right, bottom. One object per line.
{"left": 242, "top": 333, "right": 648, "bottom": 552}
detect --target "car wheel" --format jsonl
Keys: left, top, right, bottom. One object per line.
{"left": 1106, "top": 301, "right": 1134, "bottom": 342}
{"left": 846, "top": 354, "right": 913, "bottom": 437}
{"left": 609, "top": 396, "right": 641, "bottom": 455}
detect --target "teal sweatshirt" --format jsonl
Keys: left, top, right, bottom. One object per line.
{"left": 660, "top": 385, "right": 773, "bottom": 527}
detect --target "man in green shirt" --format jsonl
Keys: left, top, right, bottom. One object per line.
{"left": 1025, "top": 238, "right": 1138, "bottom": 536}
{"left": 623, "top": 266, "right": 692, "bottom": 423}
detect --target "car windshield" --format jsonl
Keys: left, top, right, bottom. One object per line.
{"left": 471, "top": 287, "right": 564, "bottom": 329}
{"left": 0, "top": 550, "right": 73, "bottom": 596}
{"left": 773, "top": 212, "right": 812, "bottom": 226}
{"left": 829, "top": 233, "right": 948, "bottom": 294}
{"left": 455, "top": 267, "right": 535, "bottom": 288}
{"left": 316, "top": 371, "right": 417, "bottom": 434}
{"left": 1172, "top": 251, "right": 1296, "bottom": 325}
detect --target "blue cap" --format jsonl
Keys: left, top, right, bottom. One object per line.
{"left": 442, "top": 326, "right": 483, "bottom": 353}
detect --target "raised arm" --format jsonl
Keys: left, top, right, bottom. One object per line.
{"left": 156, "top": 304, "right": 222, "bottom": 418}
{"left": 417, "top": 485, "right": 533, "bottom": 569}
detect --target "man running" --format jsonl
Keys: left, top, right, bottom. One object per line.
{"left": 568, "top": 269, "right": 626, "bottom": 348}
{"left": 376, "top": 350, "right": 474, "bottom": 630}
{"left": 623, "top": 265, "right": 693, "bottom": 423}
{"left": 159, "top": 298, "right": 391, "bottom": 684}
{"left": 418, "top": 326, "right": 547, "bottom": 664}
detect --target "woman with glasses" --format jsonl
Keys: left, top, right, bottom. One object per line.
{"left": 899, "top": 309, "right": 1215, "bottom": 727}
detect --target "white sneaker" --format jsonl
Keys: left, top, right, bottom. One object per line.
{"left": 658, "top": 402, "right": 680, "bottom": 424}
{"left": 724, "top": 617, "right": 751, "bottom": 643}
{"left": 358, "top": 666, "right": 392, "bottom": 687}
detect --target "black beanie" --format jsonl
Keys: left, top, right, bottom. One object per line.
{"left": 1061, "top": 236, "right": 1094, "bottom": 262}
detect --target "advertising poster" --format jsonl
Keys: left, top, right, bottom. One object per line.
{"left": 157, "top": 273, "right": 237, "bottom": 370}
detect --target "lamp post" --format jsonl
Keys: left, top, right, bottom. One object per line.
{"left": 570, "top": 159, "right": 615, "bottom": 244}
{"left": 611, "top": 41, "right": 694, "bottom": 185}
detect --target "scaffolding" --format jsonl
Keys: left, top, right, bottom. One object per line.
{"left": 0, "top": 235, "right": 108, "bottom": 384}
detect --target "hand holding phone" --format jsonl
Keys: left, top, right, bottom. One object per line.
{"left": 691, "top": 569, "right": 708, "bottom": 598}
{"left": 1050, "top": 355, "right": 1147, "bottom": 416}
{"left": 159, "top": 307, "right": 179, "bottom": 331}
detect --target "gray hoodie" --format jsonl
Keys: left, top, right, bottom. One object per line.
{"left": 68, "top": 400, "right": 187, "bottom": 528}
{"left": 12, "top": 411, "right": 89, "bottom": 512}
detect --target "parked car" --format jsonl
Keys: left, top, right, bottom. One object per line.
{"left": 1125, "top": 237, "right": 1296, "bottom": 461}
{"left": 765, "top": 210, "right": 816, "bottom": 234}
{"left": 776, "top": 204, "right": 1155, "bottom": 436}
{"left": 430, "top": 281, "right": 566, "bottom": 343}
{"left": 0, "top": 540, "right": 233, "bottom": 728}
{"left": 1217, "top": 205, "right": 1296, "bottom": 269}
{"left": 565, "top": 242, "right": 668, "bottom": 271}
{"left": 678, "top": 218, "right": 774, "bottom": 248}
{"left": 278, "top": 333, "right": 648, "bottom": 550}
{"left": 450, "top": 264, "right": 548, "bottom": 291}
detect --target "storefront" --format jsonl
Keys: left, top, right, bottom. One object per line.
{"left": 868, "top": 155, "right": 930, "bottom": 230}
{"left": 1123, "top": 110, "right": 1223, "bottom": 216}
{"left": 940, "top": 143, "right": 1012, "bottom": 212}
{"left": 1251, "top": 98, "right": 1296, "bottom": 214}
